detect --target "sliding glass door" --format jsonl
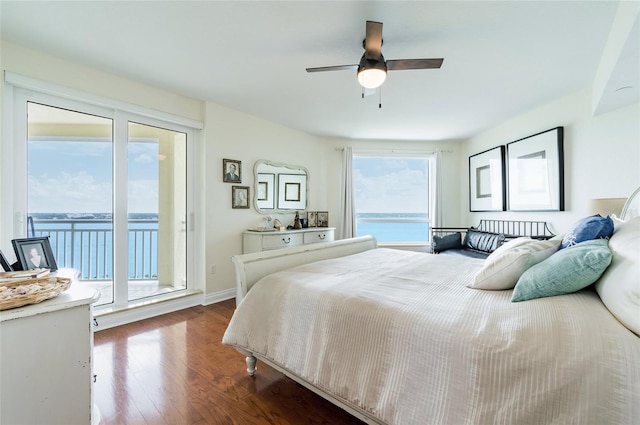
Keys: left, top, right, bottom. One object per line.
{"left": 18, "top": 93, "right": 192, "bottom": 310}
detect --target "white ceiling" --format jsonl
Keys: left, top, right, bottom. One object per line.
{"left": 1, "top": 1, "right": 636, "bottom": 141}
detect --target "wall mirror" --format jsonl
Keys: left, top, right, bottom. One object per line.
{"left": 254, "top": 160, "right": 308, "bottom": 214}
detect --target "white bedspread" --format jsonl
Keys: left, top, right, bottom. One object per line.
{"left": 222, "top": 248, "right": 640, "bottom": 425}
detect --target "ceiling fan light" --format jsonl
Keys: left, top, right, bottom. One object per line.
{"left": 357, "top": 68, "right": 387, "bottom": 89}
{"left": 357, "top": 54, "right": 387, "bottom": 89}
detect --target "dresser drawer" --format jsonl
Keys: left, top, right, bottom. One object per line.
{"left": 262, "top": 233, "right": 304, "bottom": 250}
{"left": 303, "top": 229, "right": 335, "bottom": 245}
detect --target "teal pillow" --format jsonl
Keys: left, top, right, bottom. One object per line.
{"left": 512, "top": 239, "right": 612, "bottom": 302}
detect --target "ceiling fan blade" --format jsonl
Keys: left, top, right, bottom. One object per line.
{"left": 306, "top": 64, "right": 358, "bottom": 73}
{"left": 364, "top": 21, "right": 383, "bottom": 58}
{"left": 386, "top": 58, "right": 444, "bottom": 71}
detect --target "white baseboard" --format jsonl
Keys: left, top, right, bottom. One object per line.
{"left": 203, "top": 288, "right": 236, "bottom": 306}
{"left": 93, "top": 288, "right": 236, "bottom": 331}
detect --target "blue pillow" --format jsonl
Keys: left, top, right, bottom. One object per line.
{"left": 560, "top": 214, "right": 614, "bottom": 249}
{"left": 512, "top": 239, "right": 612, "bottom": 302}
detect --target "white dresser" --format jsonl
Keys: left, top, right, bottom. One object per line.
{"left": 243, "top": 227, "right": 335, "bottom": 253}
{"left": 0, "top": 270, "right": 100, "bottom": 425}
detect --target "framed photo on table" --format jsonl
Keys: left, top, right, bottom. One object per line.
{"left": 317, "top": 211, "right": 329, "bottom": 227}
{"left": 507, "top": 127, "right": 564, "bottom": 211}
{"left": 307, "top": 211, "right": 317, "bottom": 227}
{"left": 469, "top": 146, "right": 506, "bottom": 211}
{"left": 12, "top": 236, "right": 58, "bottom": 272}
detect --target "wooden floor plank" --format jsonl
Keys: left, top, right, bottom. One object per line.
{"left": 94, "top": 300, "right": 365, "bottom": 425}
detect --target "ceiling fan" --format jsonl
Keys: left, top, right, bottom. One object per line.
{"left": 306, "top": 20, "right": 443, "bottom": 90}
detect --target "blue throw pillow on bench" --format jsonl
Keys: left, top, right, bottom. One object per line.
{"left": 561, "top": 214, "right": 614, "bottom": 249}
{"left": 433, "top": 232, "right": 463, "bottom": 253}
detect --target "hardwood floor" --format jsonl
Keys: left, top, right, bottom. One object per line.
{"left": 94, "top": 299, "right": 365, "bottom": 425}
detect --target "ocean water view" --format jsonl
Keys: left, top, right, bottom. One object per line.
{"left": 29, "top": 213, "right": 159, "bottom": 280}
{"left": 356, "top": 213, "right": 430, "bottom": 243}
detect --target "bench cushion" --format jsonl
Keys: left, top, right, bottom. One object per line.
{"left": 432, "top": 232, "right": 463, "bottom": 253}
{"left": 463, "top": 229, "right": 505, "bottom": 254}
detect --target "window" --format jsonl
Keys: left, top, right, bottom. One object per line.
{"left": 353, "top": 154, "right": 433, "bottom": 244}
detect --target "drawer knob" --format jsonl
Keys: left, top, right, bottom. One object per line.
{"left": 319, "top": 234, "right": 326, "bottom": 240}
{"left": 283, "top": 237, "right": 291, "bottom": 244}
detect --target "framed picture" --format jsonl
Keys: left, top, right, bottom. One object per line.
{"left": 317, "top": 211, "right": 329, "bottom": 227}
{"left": 0, "top": 249, "right": 13, "bottom": 271}
{"left": 256, "top": 173, "right": 275, "bottom": 209}
{"left": 468, "top": 146, "right": 506, "bottom": 211}
{"left": 277, "top": 174, "right": 307, "bottom": 210}
{"left": 223, "top": 158, "right": 241, "bottom": 183}
{"left": 507, "top": 127, "right": 564, "bottom": 211}
{"left": 307, "top": 211, "right": 317, "bottom": 227}
{"left": 232, "top": 186, "right": 250, "bottom": 209}
{"left": 11, "top": 236, "right": 58, "bottom": 272}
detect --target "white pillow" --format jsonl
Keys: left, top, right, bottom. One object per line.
{"left": 595, "top": 216, "right": 640, "bottom": 335}
{"left": 469, "top": 238, "right": 561, "bottom": 290}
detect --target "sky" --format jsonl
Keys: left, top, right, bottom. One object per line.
{"left": 353, "top": 156, "right": 429, "bottom": 214}
{"left": 27, "top": 140, "right": 159, "bottom": 214}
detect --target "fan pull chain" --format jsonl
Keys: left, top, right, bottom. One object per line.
{"left": 362, "top": 87, "right": 365, "bottom": 99}
{"left": 379, "top": 87, "right": 382, "bottom": 109}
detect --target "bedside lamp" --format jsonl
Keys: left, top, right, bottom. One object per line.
{"left": 588, "top": 198, "right": 626, "bottom": 217}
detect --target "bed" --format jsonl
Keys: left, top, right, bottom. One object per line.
{"left": 222, "top": 194, "right": 640, "bottom": 425}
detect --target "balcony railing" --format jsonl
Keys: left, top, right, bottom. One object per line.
{"left": 29, "top": 218, "right": 158, "bottom": 281}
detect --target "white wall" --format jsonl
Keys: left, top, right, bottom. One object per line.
{"left": 203, "top": 102, "right": 328, "bottom": 299}
{"left": 463, "top": 88, "right": 640, "bottom": 234}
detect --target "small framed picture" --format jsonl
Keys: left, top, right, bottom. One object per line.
{"left": 232, "top": 185, "right": 250, "bottom": 209}
{"left": 317, "top": 211, "right": 329, "bottom": 227}
{"left": 11, "top": 236, "right": 58, "bottom": 272}
{"left": 307, "top": 211, "right": 317, "bottom": 227}
{"left": 0, "top": 249, "right": 13, "bottom": 271}
{"left": 223, "top": 158, "right": 241, "bottom": 183}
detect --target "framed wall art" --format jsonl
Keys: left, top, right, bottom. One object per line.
{"left": 256, "top": 173, "right": 275, "bottom": 209}
{"left": 11, "top": 236, "right": 58, "bottom": 271}
{"left": 232, "top": 186, "right": 250, "bottom": 209}
{"left": 468, "top": 146, "right": 506, "bottom": 211}
{"left": 507, "top": 127, "right": 564, "bottom": 211}
{"left": 277, "top": 174, "right": 307, "bottom": 210}
{"left": 223, "top": 158, "right": 241, "bottom": 183}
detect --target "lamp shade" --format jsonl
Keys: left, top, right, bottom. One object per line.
{"left": 588, "top": 198, "right": 626, "bottom": 217}
{"left": 357, "top": 54, "right": 387, "bottom": 89}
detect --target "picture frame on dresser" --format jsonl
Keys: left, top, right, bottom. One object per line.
{"left": 507, "top": 127, "right": 564, "bottom": 211}
{"left": 0, "top": 249, "right": 13, "bottom": 271}
{"left": 317, "top": 211, "right": 329, "bottom": 227}
{"left": 307, "top": 211, "right": 317, "bottom": 227}
{"left": 11, "top": 236, "right": 58, "bottom": 272}
{"left": 469, "top": 146, "right": 506, "bottom": 212}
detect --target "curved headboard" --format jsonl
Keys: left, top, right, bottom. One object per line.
{"left": 621, "top": 187, "right": 640, "bottom": 221}
{"left": 231, "top": 235, "right": 378, "bottom": 304}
